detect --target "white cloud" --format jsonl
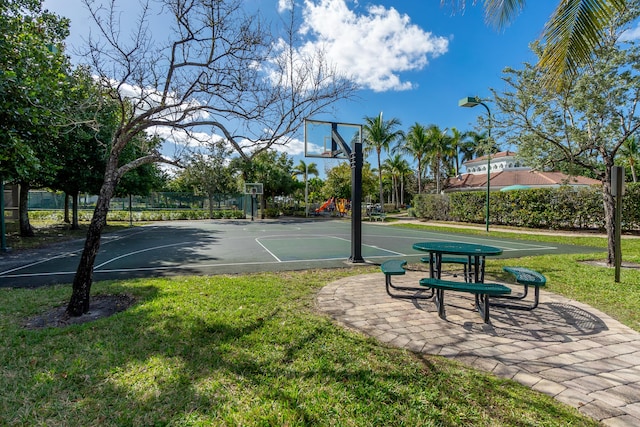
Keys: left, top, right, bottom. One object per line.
{"left": 269, "top": 136, "right": 317, "bottom": 156}
{"left": 295, "top": 0, "right": 448, "bottom": 92}
{"left": 147, "top": 126, "right": 224, "bottom": 148}
{"left": 278, "top": 0, "right": 293, "bottom": 13}
{"left": 621, "top": 22, "right": 640, "bottom": 42}
{"left": 103, "top": 78, "right": 210, "bottom": 123}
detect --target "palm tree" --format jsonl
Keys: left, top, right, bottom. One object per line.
{"left": 398, "top": 123, "right": 430, "bottom": 194}
{"left": 426, "top": 125, "right": 455, "bottom": 194}
{"left": 461, "top": 131, "right": 500, "bottom": 161}
{"left": 292, "top": 160, "right": 319, "bottom": 215}
{"left": 382, "top": 154, "right": 411, "bottom": 209}
{"left": 459, "top": 131, "right": 485, "bottom": 164}
{"left": 619, "top": 136, "right": 639, "bottom": 183}
{"left": 445, "top": 0, "right": 627, "bottom": 88}
{"left": 447, "top": 127, "right": 466, "bottom": 177}
{"left": 363, "top": 113, "right": 404, "bottom": 211}
{"left": 292, "top": 159, "right": 319, "bottom": 183}
{"left": 396, "top": 156, "right": 413, "bottom": 207}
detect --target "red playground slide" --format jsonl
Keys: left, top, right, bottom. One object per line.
{"left": 315, "top": 197, "right": 334, "bottom": 213}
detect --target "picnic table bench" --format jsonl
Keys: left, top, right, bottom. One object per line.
{"left": 380, "top": 260, "right": 434, "bottom": 300}
{"left": 420, "top": 278, "right": 511, "bottom": 323}
{"left": 368, "top": 212, "right": 387, "bottom": 222}
{"left": 491, "top": 266, "right": 546, "bottom": 311}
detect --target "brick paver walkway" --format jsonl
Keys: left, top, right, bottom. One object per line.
{"left": 316, "top": 271, "right": 640, "bottom": 427}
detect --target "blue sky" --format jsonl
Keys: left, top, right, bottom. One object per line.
{"left": 44, "top": 0, "right": 562, "bottom": 174}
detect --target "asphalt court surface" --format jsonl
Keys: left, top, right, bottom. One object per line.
{"left": 0, "top": 218, "right": 603, "bottom": 287}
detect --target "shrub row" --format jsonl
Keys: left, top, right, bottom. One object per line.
{"left": 412, "top": 183, "right": 640, "bottom": 231}
{"left": 29, "top": 209, "right": 246, "bottom": 222}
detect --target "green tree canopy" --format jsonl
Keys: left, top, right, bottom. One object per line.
{"left": 232, "top": 150, "right": 297, "bottom": 216}
{"left": 0, "top": 0, "right": 72, "bottom": 235}
{"left": 179, "top": 142, "right": 236, "bottom": 217}
{"left": 323, "top": 162, "right": 377, "bottom": 202}
{"left": 492, "top": 8, "right": 640, "bottom": 264}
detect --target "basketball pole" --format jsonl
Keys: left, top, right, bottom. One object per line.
{"left": 331, "top": 122, "right": 364, "bottom": 263}
{"left": 349, "top": 137, "right": 364, "bottom": 263}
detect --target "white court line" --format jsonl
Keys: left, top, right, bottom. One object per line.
{"left": 255, "top": 238, "right": 281, "bottom": 262}
{"left": 256, "top": 235, "right": 406, "bottom": 261}
{"left": 0, "top": 251, "right": 81, "bottom": 276}
{"left": 1, "top": 226, "right": 166, "bottom": 276}
{"left": 94, "top": 242, "right": 192, "bottom": 269}
{"left": 0, "top": 256, "right": 392, "bottom": 279}
{"left": 329, "top": 236, "right": 406, "bottom": 256}
{"left": 1, "top": 270, "right": 77, "bottom": 278}
{"left": 368, "top": 233, "right": 558, "bottom": 252}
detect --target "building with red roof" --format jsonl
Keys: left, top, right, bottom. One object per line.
{"left": 445, "top": 151, "right": 600, "bottom": 192}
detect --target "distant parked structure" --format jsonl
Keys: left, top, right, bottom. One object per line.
{"left": 446, "top": 151, "right": 600, "bottom": 192}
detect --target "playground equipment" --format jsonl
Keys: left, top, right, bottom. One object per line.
{"left": 315, "top": 198, "right": 349, "bottom": 216}
{"left": 336, "top": 199, "right": 349, "bottom": 216}
{"left": 315, "top": 197, "right": 334, "bottom": 213}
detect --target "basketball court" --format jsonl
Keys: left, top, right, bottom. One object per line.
{"left": 0, "top": 119, "right": 604, "bottom": 288}
{"left": 0, "top": 218, "right": 603, "bottom": 288}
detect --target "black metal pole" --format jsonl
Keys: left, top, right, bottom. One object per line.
{"left": 349, "top": 139, "right": 364, "bottom": 263}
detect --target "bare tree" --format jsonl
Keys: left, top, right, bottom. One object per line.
{"left": 67, "top": 0, "right": 356, "bottom": 316}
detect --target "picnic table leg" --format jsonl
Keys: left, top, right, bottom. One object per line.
{"left": 429, "top": 253, "right": 435, "bottom": 279}
{"left": 465, "top": 256, "right": 472, "bottom": 282}
{"left": 472, "top": 255, "right": 480, "bottom": 283}
{"left": 491, "top": 285, "right": 540, "bottom": 311}
{"left": 475, "top": 294, "right": 491, "bottom": 323}
{"left": 435, "top": 289, "right": 446, "bottom": 319}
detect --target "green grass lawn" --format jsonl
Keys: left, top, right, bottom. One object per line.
{"left": 2, "top": 220, "right": 637, "bottom": 426}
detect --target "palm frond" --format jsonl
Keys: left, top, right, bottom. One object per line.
{"left": 483, "top": 0, "right": 527, "bottom": 29}
{"left": 538, "top": 0, "right": 627, "bottom": 88}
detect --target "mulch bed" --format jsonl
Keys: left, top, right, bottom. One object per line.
{"left": 23, "top": 294, "right": 136, "bottom": 330}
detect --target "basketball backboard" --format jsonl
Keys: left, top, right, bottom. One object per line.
{"left": 244, "top": 183, "right": 263, "bottom": 195}
{"left": 304, "top": 119, "right": 362, "bottom": 159}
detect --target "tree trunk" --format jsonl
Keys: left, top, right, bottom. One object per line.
{"left": 417, "top": 161, "right": 422, "bottom": 195}
{"left": 72, "top": 191, "right": 80, "bottom": 230}
{"left": 66, "top": 169, "right": 117, "bottom": 316}
{"left": 18, "top": 181, "right": 34, "bottom": 237}
{"left": 435, "top": 155, "right": 441, "bottom": 194}
{"left": 393, "top": 176, "right": 399, "bottom": 209}
{"left": 208, "top": 194, "right": 214, "bottom": 219}
{"left": 602, "top": 166, "right": 616, "bottom": 266}
{"left": 377, "top": 150, "right": 384, "bottom": 211}
{"left": 64, "top": 193, "right": 70, "bottom": 224}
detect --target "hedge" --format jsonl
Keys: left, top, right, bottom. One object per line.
{"left": 412, "top": 183, "right": 640, "bottom": 232}
{"left": 28, "top": 209, "right": 246, "bottom": 222}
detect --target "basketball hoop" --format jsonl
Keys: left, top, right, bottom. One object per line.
{"left": 244, "top": 183, "right": 263, "bottom": 195}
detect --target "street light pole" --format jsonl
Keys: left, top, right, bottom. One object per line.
{"left": 459, "top": 96, "right": 492, "bottom": 232}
